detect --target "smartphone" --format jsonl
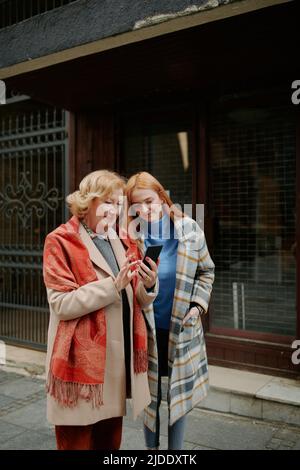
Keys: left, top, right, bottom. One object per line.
{"left": 142, "top": 245, "right": 163, "bottom": 270}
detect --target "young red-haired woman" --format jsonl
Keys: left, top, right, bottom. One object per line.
{"left": 125, "top": 172, "right": 215, "bottom": 450}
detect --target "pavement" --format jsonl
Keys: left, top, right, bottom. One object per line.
{"left": 0, "top": 368, "right": 300, "bottom": 450}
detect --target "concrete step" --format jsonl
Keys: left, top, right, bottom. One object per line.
{"left": 162, "top": 365, "right": 300, "bottom": 427}
{"left": 1, "top": 345, "right": 46, "bottom": 379}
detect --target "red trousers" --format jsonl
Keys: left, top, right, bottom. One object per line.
{"left": 55, "top": 416, "right": 123, "bottom": 450}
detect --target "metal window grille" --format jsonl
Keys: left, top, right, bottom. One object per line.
{"left": 0, "top": 98, "right": 68, "bottom": 349}
{"left": 121, "top": 118, "right": 193, "bottom": 209}
{"left": 209, "top": 101, "right": 296, "bottom": 336}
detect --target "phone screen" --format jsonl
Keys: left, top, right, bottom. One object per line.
{"left": 142, "top": 245, "right": 163, "bottom": 269}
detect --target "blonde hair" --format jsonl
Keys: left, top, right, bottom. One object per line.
{"left": 66, "top": 170, "right": 126, "bottom": 218}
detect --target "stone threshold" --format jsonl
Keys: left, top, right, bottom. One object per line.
{"left": 197, "top": 365, "right": 300, "bottom": 427}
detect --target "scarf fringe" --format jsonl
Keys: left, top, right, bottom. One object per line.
{"left": 46, "top": 372, "right": 104, "bottom": 408}
{"left": 134, "top": 350, "right": 148, "bottom": 374}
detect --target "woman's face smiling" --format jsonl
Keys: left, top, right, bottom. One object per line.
{"left": 130, "top": 189, "right": 164, "bottom": 222}
{"left": 86, "top": 188, "right": 124, "bottom": 233}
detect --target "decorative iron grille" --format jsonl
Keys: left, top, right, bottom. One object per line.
{"left": 0, "top": 0, "right": 78, "bottom": 29}
{"left": 0, "top": 98, "right": 68, "bottom": 349}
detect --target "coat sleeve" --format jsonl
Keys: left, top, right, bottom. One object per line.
{"left": 136, "top": 277, "right": 159, "bottom": 310}
{"left": 46, "top": 277, "right": 121, "bottom": 321}
{"left": 190, "top": 232, "right": 215, "bottom": 314}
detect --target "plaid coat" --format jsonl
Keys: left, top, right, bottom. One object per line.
{"left": 139, "top": 216, "right": 215, "bottom": 432}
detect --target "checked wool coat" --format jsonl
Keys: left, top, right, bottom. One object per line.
{"left": 139, "top": 216, "right": 215, "bottom": 432}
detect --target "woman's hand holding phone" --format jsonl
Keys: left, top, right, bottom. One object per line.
{"left": 137, "top": 257, "right": 158, "bottom": 289}
{"left": 115, "top": 249, "right": 158, "bottom": 292}
{"left": 137, "top": 245, "right": 161, "bottom": 289}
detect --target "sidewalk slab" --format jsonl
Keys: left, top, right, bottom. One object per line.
{"left": 0, "top": 369, "right": 299, "bottom": 450}
{"left": 3, "top": 345, "right": 300, "bottom": 427}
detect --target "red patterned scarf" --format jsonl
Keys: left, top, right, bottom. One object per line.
{"left": 43, "top": 216, "right": 148, "bottom": 408}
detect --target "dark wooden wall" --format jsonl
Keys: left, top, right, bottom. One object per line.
{"left": 68, "top": 110, "right": 116, "bottom": 191}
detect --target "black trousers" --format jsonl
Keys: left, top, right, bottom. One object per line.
{"left": 156, "top": 327, "right": 169, "bottom": 377}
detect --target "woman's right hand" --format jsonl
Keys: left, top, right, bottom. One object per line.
{"left": 114, "top": 256, "right": 141, "bottom": 292}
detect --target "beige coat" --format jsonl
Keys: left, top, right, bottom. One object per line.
{"left": 45, "top": 223, "right": 158, "bottom": 426}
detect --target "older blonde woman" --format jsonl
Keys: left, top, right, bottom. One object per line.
{"left": 43, "top": 170, "right": 158, "bottom": 450}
